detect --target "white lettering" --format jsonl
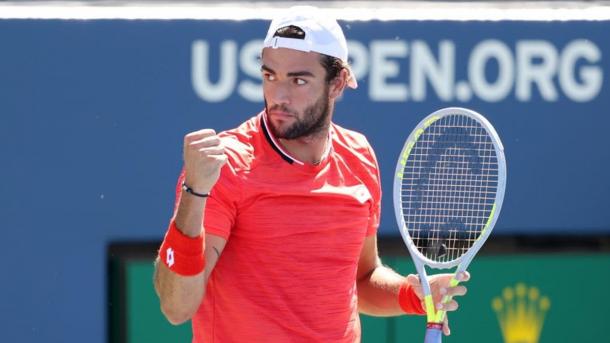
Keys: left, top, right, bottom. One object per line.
{"left": 559, "top": 39, "right": 603, "bottom": 102}
{"left": 516, "top": 41, "right": 559, "bottom": 101}
{"left": 468, "top": 40, "right": 514, "bottom": 102}
{"left": 191, "top": 40, "right": 237, "bottom": 102}
{"left": 238, "top": 39, "right": 264, "bottom": 102}
{"left": 410, "top": 40, "right": 455, "bottom": 102}
{"left": 190, "top": 38, "right": 603, "bottom": 104}
{"left": 369, "top": 40, "right": 408, "bottom": 101}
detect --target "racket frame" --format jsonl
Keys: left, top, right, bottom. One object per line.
{"left": 393, "top": 107, "right": 507, "bottom": 326}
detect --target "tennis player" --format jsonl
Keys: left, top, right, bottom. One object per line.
{"left": 154, "top": 6, "right": 469, "bottom": 342}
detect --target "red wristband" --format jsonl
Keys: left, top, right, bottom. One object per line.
{"left": 398, "top": 282, "right": 426, "bottom": 315}
{"left": 159, "top": 221, "right": 206, "bottom": 276}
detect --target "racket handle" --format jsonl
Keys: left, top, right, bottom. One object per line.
{"left": 424, "top": 323, "right": 443, "bottom": 343}
{"left": 434, "top": 276, "right": 461, "bottom": 323}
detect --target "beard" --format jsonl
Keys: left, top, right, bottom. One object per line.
{"left": 264, "top": 88, "right": 331, "bottom": 140}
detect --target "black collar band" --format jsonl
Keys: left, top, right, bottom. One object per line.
{"left": 261, "top": 114, "right": 294, "bottom": 164}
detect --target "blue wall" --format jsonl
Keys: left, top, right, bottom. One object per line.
{"left": 0, "top": 19, "right": 608, "bottom": 341}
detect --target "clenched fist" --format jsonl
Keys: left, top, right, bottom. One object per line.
{"left": 183, "top": 129, "right": 228, "bottom": 194}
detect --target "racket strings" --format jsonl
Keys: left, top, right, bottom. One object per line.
{"left": 401, "top": 114, "right": 499, "bottom": 263}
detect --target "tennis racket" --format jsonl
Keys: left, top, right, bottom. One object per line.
{"left": 393, "top": 107, "right": 507, "bottom": 342}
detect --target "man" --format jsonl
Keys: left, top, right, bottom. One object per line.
{"left": 154, "top": 6, "right": 468, "bottom": 342}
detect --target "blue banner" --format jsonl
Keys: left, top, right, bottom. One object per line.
{"left": 0, "top": 19, "right": 608, "bottom": 342}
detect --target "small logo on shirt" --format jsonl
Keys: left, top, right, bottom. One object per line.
{"left": 166, "top": 247, "right": 175, "bottom": 267}
{"left": 353, "top": 186, "right": 372, "bottom": 204}
{"left": 313, "top": 184, "right": 372, "bottom": 204}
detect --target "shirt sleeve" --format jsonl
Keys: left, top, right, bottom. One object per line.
{"left": 365, "top": 144, "right": 382, "bottom": 236}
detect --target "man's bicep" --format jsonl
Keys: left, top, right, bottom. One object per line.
{"left": 203, "top": 233, "right": 227, "bottom": 283}
{"left": 357, "top": 234, "right": 381, "bottom": 281}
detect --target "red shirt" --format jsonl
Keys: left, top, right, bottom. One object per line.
{"left": 183, "top": 112, "right": 381, "bottom": 342}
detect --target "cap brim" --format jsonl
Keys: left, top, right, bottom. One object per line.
{"left": 346, "top": 65, "right": 358, "bottom": 89}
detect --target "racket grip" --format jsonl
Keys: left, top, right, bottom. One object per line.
{"left": 424, "top": 323, "right": 443, "bottom": 343}
{"left": 434, "top": 276, "right": 461, "bottom": 322}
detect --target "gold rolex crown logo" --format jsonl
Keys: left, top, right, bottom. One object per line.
{"left": 492, "top": 283, "right": 551, "bottom": 343}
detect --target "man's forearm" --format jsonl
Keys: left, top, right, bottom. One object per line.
{"left": 154, "top": 258, "right": 205, "bottom": 325}
{"left": 154, "top": 190, "right": 207, "bottom": 324}
{"left": 357, "top": 265, "right": 406, "bottom": 316}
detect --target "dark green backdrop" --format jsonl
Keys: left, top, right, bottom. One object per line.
{"left": 110, "top": 253, "right": 610, "bottom": 342}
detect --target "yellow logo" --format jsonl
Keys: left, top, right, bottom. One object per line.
{"left": 491, "top": 283, "right": 551, "bottom": 343}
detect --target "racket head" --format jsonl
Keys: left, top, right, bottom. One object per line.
{"left": 394, "top": 107, "right": 506, "bottom": 269}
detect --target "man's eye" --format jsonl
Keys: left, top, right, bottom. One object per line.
{"left": 264, "top": 74, "right": 276, "bottom": 81}
{"left": 294, "top": 78, "right": 306, "bottom": 85}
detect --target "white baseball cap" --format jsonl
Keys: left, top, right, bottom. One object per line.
{"left": 263, "top": 6, "right": 358, "bottom": 89}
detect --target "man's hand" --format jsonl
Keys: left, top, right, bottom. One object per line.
{"left": 183, "top": 129, "right": 227, "bottom": 193}
{"left": 405, "top": 271, "right": 470, "bottom": 336}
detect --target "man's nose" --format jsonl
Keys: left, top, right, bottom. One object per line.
{"left": 267, "top": 82, "right": 291, "bottom": 106}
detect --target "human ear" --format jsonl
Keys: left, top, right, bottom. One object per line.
{"left": 329, "top": 68, "right": 348, "bottom": 99}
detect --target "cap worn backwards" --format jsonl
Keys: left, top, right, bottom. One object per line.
{"left": 263, "top": 6, "right": 357, "bottom": 89}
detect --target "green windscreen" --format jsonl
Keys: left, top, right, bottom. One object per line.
{"left": 111, "top": 253, "right": 610, "bottom": 342}
{"left": 127, "top": 261, "right": 191, "bottom": 342}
